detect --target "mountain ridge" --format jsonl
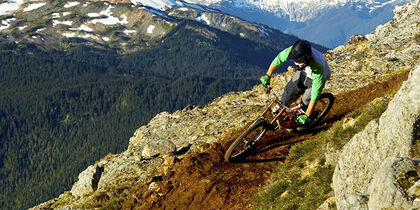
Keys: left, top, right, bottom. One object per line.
{"left": 0, "top": 0, "right": 328, "bottom": 54}
{"left": 181, "top": 0, "right": 415, "bottom": 47}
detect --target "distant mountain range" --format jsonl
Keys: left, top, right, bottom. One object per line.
{"left": 135, "top": 0, "right": 415, "bottom": 48}
{"left": 1, "top": 0, "right": 413, "bottom": 49}
{"left": 0, "top": 0, "right": 323, "bottom": 53}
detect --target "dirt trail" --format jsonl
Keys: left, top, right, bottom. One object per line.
{"left": 136, "top": 71, "right": 409, "bottom": 210}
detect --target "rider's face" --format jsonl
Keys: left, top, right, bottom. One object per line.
{"left": 294, "top": 59, "right": 306, "bottom": 69}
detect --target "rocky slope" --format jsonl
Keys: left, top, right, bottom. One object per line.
{"left": 31, "top": 1, "right": 420, "bottom": 209}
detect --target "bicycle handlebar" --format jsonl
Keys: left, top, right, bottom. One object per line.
{"left": 265, "top": 85, "right": 272, "bottom": 94}
{"left": 264, "top": 85, "right": 284, "bottom": 107}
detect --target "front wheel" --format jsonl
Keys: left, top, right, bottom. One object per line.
{"left": 224, "top": 117, "right": 269, "bottom": 163}
{"left": 308, "top": 93, "right": 335, "bottom": 126}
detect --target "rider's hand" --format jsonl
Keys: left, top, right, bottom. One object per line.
{"left": 260, "top": 74, "right": 270, "bottom": 86}
{"left": 297, "top": 114, "right": 309, "bottom": 125}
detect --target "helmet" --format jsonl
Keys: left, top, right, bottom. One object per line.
{"left": 287, "top": 40, "right": 312, "bottom": 70}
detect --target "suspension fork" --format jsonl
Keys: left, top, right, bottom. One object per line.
{"left": 260, "top": 98, "right": 276, "bottom": 116}
{"left": 251, "top": 127, "right": 268, "bottom": 147}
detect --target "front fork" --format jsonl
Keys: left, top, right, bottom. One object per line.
{"left": 250, "top": 128, "right": 268, "bottom": 147}
{"left": 260, "top": 98, "right": 285, "bottom": 130}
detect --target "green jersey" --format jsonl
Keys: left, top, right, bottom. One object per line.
{"left": 272, "top": 46, "right": 331, "bottom": 102}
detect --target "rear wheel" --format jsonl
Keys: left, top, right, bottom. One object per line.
{"left": 224, "top": 117, "right": 269, "bottom": 163}
{"left": 308, "top": 93, "right": 334, "bottom": 126}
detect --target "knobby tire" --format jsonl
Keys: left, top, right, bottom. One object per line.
{"left": 308, "top": 93, "right": 335, "bottom": 127}
{"left": 224, "top": 117, "right": 268, "bottom": 163}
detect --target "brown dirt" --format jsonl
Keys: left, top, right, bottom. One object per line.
{"left": 132, "top": 71, "right": 409, "bottom": 210}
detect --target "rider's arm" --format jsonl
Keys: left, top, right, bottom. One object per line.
{"left": 306, "top": 101, "right": 316, "bottom": 117}
{"left": 266, "top": 46, "right": 293, "bottom": 76}
{"left": 307, "top": 61, "right": 326, "bottom": 117}
{"left": 266, "top": 63, "right": 277, "bottom": 77}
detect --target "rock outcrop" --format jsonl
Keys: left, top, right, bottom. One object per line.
{"left": 368, "top": 157, "right": 420, "bottom": 209}
{"left": 333, "top": 64, "right": 420, "bottom": 209}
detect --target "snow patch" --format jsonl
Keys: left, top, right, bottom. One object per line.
{"left": 64, "top": 2, "right": 80, "bottom": 8}
{"left": 87, "top": 12, "right": 101, "bottom": 18}
{"left": 183, "top": 2, "right": 213, "bottom": 11}
{"left": 0, "top": 23, "right": 10, "bottom": 31}
{"left": 0, "top": 0, "right": 24, "bottom": 16}
{"left": 144, "top": 7, "right": 170, "bottom": 19}
{"left": 53, "top": 20, "right": 73, "bottom": 26}
{"left": 147, "top": 25, "right": 155, "bottom": 34}
{"left": 0, "top": 17, "right": 16, "bottom": 31}
{"left": 130, "top": 0, "right": 183, "bottom": 11}
{"left": 124, "top": 29, "right": 137, "bottom": 35}
{"left": 36, "top": 28, "right": 46, "bottom": 32}
{"left": 63, "top": 12, "right": 71, "bottom": 16}
{"left": 103, "top": 37, "right": 110, "bottom": 41}
{"left": 62, "top": 32, "right": 76, "bottom": 38}
{"left": 62, "top": 32, "right": 99, "bottom": 40}
{"left": 52, "top": 13, "right": 60, "bottom": 18}
{"left": 69, "top": 24, "right": 93, "bottom": 32}
{"left": 88, "top": 6, "right": 128, "bottom": 25}
{"left": 23, "top": 2, "right": 46, "bottom": 12}
{"left": 195, "top": 13, "right": 211, "bottom": 25}
{"left": 18, "top": 25, "right": 27, "bottom": 30}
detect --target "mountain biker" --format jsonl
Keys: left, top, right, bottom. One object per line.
{"left": 260, "top": 39, "right": 331, "bottom": 126}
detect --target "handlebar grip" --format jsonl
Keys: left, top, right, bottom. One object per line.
{"left": 265, "top": 85, "right": 272, "bottom": 94}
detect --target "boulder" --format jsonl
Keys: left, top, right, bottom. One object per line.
{"left": 333, "top": 64, "right": 420, "bottom": 209}
{"left": 70, "top": 165, "right": 104, "bottom": 197}
{"left": 141, "top": 139, "right": 177, "bottom": 158}
{"left": 368, "top": 157, "right": 420, "bottom": 210}
{"left": 346, "top": 34, "right": 367, "bottom": 45}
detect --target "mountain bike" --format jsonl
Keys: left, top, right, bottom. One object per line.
{"left": 224, "top": 85, "right": 334, "bottom": 163}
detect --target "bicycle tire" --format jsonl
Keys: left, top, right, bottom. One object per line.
{"left": 224, "top": 117, "right": 269, "bottom": 163}
{"left": 308, "top": 93, "right": 335, "bottom": 126}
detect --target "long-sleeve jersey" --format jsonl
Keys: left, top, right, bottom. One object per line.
{"left": 271, "top": 46, "right": 331, "bottom": 102}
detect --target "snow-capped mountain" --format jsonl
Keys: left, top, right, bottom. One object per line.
{"left": 1, "top": 0, "right": 314, "bottom": 53}
{"left": 119, "top": 0, "right": 415, "bottom": 47}
{"left": 181, "top": 0, "right": 415, "bottom": 48}
{"left": 1, "top": 0, "right": 410, "bottom": 49}
{"left": 183, "top": 0, "right": 410, "bottom": 21}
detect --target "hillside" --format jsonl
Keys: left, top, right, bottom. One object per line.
{"left": 31, "top": 1, "right": 419, "bottom": 209}
{"left": 0, "top": 0, "right": 319, "bottom": 209}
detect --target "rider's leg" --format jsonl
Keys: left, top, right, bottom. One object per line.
{"left": 281, "top": 71, "right": 305, "bottom": 106}
{"left": 300, "top": 76, "right": 313, "bottom": 111}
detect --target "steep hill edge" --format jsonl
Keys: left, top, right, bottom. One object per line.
{"left": 126, "top": 69, "right": 411, "bottom": 210}
{"left": 31, "top": 68, "right": 410, "bottom": 210}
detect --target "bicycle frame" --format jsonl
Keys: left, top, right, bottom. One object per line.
{"left": 260, "top": 86, "right": 303, "bottom": 130}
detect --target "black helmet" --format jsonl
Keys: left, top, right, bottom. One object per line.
{"left": 287, "top": 40, "right": 312, "bottom": 70}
